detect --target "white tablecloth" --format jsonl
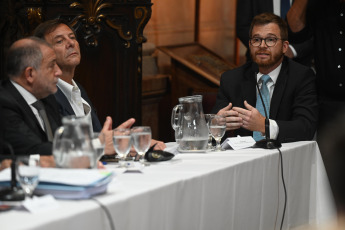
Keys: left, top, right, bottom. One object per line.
{"left": 1, "top": 141, "right": 336, "bottom": 230}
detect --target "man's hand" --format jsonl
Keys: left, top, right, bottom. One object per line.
{"left": 0, "top": 159, "right": 12, "bottom": 171}
{"left": 117, "top": 118, "right": 136, "bottom": 129}
{"left": 217, "top": 103, "right": 243, "bottom": 130}
{"left": 102, "top": 117, "right": 136, "bottom": 155}
{"left": 232, "top": 101, "right": 266, "bottom": 133}
{"left": 39, "top": 155, "right": 56, "bottom": 168}
{"left": 151, "top": 139, "right": 166, "bottom": 150}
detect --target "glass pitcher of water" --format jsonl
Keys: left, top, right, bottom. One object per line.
{"left": 171, "top": 95, "right": 209, "bottom": 152}
{"left": 53, "top": 115, "right": 96, "bottom": 168}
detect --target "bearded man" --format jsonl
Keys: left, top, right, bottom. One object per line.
{"left": 212, "top": 12, "right": 318, "bottom": 143}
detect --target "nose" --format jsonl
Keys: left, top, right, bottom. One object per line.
{"left": 66, "top": 37, "right": 75, "bottom": 48}
{"left": 55, "top": 64, "right": 62, "bottom": 77}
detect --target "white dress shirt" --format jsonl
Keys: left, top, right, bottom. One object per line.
{"left": 11, "top": 81, "right": 45, "bottom": 131}
{"left": 256, "top": 63, "right": 282, "bottom": 140}
{"left": 57, "top": 79, "right": 93, "bottom": 131}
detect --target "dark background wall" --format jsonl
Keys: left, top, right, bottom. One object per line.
{"left": 0, "top": 0, "right": 152, "bottom": 127}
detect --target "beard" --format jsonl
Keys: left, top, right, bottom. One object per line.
{"left": 250, "top": 47, "right": 284, "bottom": 69}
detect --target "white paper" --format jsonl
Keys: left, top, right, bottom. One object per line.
{"left": 0, "top": 168, "right": 114, "bottom": 187}
{"left": 23, "top": 195, "right": 59, "bottom": 213}
{"left": 223, "top": 136, "right": 256, "bottom": 150}
{"left": 124, "top": 162, "right": 145, "bottom": 173}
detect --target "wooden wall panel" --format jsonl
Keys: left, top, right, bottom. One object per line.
{"left": 0, "top": 0, "right": 152, "bottom": 127}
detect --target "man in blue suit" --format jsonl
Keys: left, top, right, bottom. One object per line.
{"left": 34, "top": 19, "right": 102, "bottom": 132}
{"left": 34, "top": 19, "right": 166, "bottom": 152}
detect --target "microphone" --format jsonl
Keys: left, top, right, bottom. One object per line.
{"left": 251, "top": 62, "right": 281, "bottom": 149}
{"left": 0, "top": 104, "right": 25, "bottom": 202}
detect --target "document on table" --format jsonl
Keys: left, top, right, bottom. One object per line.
{"left": 0, "top": 168, "right": 115, "bottom": 199}
{"left": 221, "top": 136, "right": 256, "bottom": 150}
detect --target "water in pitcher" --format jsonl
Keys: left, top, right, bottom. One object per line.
{"left": 179, "top": 138, "right": 208, "bottom": 151}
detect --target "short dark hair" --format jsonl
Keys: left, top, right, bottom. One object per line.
{"left": 33, "top": 18, "right": 76, "bottom": 39}
{"left": 249, "top": 12, "right": 288, "bottom": 40}
{"left": 6, "top": 37, "right": 51, "bottom": 78}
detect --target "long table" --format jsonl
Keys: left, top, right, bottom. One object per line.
{"left": 1, "top": 141, "right": 336, "bottom": 230}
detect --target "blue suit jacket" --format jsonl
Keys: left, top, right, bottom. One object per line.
{"left": 54, "top": 81, "right": 102, "bottom": 132}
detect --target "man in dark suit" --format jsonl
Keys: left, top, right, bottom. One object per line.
{"left": 236, "top": 0, "right": 313, "bottom": 66}
{"left": 33, "top": 19, "right": 166, "bottom": 151}
{"left": 33, "top": 19, "right": 102, "bottom": 132}
{"left": 212, "top": 13, "right": 318, "bottom": 143}
{"left": 0, "top": 37, "right": 62, "bottom": 158}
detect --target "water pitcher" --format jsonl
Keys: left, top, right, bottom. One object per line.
{"left": 171, "top": 95, "right": 209, "bottom": 152}
{"left": 53, "top": 115, "right": 96, "bottom": 168}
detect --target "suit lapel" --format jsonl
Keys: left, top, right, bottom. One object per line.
{"left": 241, "top": 67, "right": 257, "bottom": 107}
{"left": 54, "top": 87, "right": 75, "bottom": 116}
{"left": 270, "top": 59, "right": 289, "bottom": 119}
{"left": 2, "top": 80, "right": 46, "bottom": 137}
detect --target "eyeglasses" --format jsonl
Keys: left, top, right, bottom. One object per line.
{"left": 249, "top": 37, "right": 284, "bottom": 47}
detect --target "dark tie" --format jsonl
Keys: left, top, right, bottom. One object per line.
{"left": 32, "top": 100, "right": 54, "bottom": 141}
{"left": 281, "top": 0, "right": 290, "bottom": 19}
{"left": 253, "top": 75, "right": 271, "bottom": 141}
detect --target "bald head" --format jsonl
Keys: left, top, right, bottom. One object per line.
{"left": 6, "top": 37, "right": 53, "bottom": 79}
{"left": 6, "top": 37, "right": 62, "bottom": 99}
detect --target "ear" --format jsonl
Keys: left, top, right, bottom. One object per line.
{"left": 282, "top": 40, "right": 289, "bottom": 54}
{"left": 23, "top": 67, "right": 35, "bottom": 84}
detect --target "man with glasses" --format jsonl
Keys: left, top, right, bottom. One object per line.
{"left": 236, "top": 0, "right": 314, "bottom": 67}
{"left": 212, "top": 13, "right": 318, "bottom": 143}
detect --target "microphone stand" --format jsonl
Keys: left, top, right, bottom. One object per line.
{"left": 0, "top": 142, "right": 25, "bottom": 201}
{"left": 252, "top": 72, "right": 281, "bottom": 149}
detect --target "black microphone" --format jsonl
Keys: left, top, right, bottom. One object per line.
{"left": 251, "top": 62, "right": 281, "bottom": 149}
{"left": 0, "top": 104, "right": 25, "bottom": 202}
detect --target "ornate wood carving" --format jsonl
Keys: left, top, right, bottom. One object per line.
{"left": 0, "top": 0, "right": 153, "bottom": 127}
{"left": 69, "top": 0, "right": 133, "bottom": 47}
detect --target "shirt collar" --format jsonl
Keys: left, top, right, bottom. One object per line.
{"left": 57, "top": 78, "right": 80, "bottom": 100}
{"left": 256, "top": 63, "right": 282, "bottom": 85}
{"left": 10, "top": 80, "right": 38, "bottom": 105}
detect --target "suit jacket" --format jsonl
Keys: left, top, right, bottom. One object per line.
{"left": 0, "top": 79, "right": 62, "bottom": 155}
{"left": 54, "top": 81, "right": 102, "bottom": 132}
{"left": 212, "top": 57, "right": 318, "bottom": 143}
{"left": 236, "top": 0, "right": 314, "bottom": 66}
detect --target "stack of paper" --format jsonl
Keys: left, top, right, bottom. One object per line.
{"left": 0, "top": 168, "right": 114, "bottom": 200}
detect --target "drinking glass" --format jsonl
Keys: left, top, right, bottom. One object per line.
{"left": 209, "top": 115, "right": 226, "bottom": 151}
{"left": 16, "top": 156, "right": 40, "bottom": 198}
{"left": 113, "top": 128, "right": 132, "bottom": 161}
{"left": 92, "top": 132, "right": 105, "bottom": 168}
{"left": 205, "top": 114, "right": 215, "bottom": 150}
{"left": 171, "top": 111, "right": 182, "bottom": 144}
{"left": 131, "top": 126, "right": 152, "bottom": 162}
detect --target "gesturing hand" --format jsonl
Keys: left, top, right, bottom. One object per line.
{"left": 232, "top": 101, "right": 266, "bottom": 133}
{"left": 217, "top": 103, "right": 243, "bottom": 131}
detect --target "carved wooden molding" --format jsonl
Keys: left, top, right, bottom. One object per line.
{"left": 69, "top": 0, "right": 134, "bottom": 47}
{"left": 27, "top": 7, "right": 43, "bottom": 26}
{"left": 135, "top": 6, "right": 149, "bottom": 44}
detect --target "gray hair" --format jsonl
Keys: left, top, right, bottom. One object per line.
{"left": 6, "top": 37, "right": 52, "bottom": 78}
